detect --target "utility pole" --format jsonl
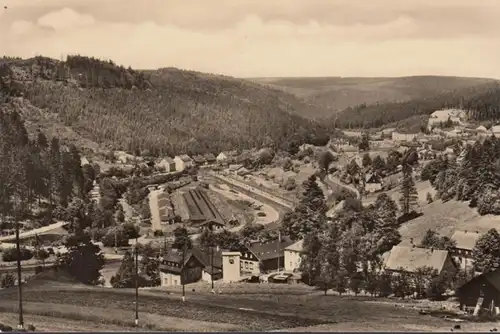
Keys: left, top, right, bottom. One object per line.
{"left": 14, "top": 199, "right": 24, "bottom": 330}
{"left": 210, "top": 246, "right": 215, "bottom": 294}
{"left": 182, "top": 244, "right": 186, "bottom": 302}
{"left": 134, "top": 234, "right": 139, "bottom": 326}
{"left": 277, "top": 231, "right": 281, "bottom": 273}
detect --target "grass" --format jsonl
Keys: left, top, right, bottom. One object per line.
{"left": 0, "top": 275, "right": 452, "bottom": 332}
{"left": 398, "top": 199, "right": 500, "bottom": 246}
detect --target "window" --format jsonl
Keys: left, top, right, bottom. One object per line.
{"left": 245, "top": 261, "right": 248, "bottom": 269}
{"left": 173, "top": 279, "right": 178, "bottom": 286}
{"left": 290, "top": 261, "right": 292, "bottom": 267}
{"left": 229, "top": 258, "right": 234, "bottom": 264}
{"left": 164, "top": 278, "right": 168, "bottom": 285}
{"left": 249, "top": 262, "right": 254, "bottom": 270}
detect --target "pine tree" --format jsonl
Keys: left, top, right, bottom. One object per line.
{"left": 281, "top": 175, "right": 327, "bottom": 240}
{"left": 110, "top": 251, "right": 135, "bottom": 288}
{"left": 317, "top": 222, "right": 341, "bottom": 295}
{"left": 299, "top": 232, "right": 323, "bottom": 285}
{"left": 398, "top": 164, "right": 418, "bottom": 215}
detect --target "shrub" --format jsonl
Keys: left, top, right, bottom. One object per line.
{"left": 122, "top": 223, "right": 139, "bottom": 239}
{"left": 153, "top": 230, "right": 164, "bottom": 237}
{"left": 0, "top": 273, "right": 15, "bottom": 288}
{"left": 2, "top": 247, "right": 33, "bottom": 262}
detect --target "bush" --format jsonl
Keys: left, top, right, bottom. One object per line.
{"left": 2, "top": 247, "right": 33, "bottom": 262}
{"left": 0, "top": 273, "right": 15, "bottom": 288}
{"left": 122, "top": 223, "right": 139, "bottom": 239}
{"left": 153, "top": 230, "right": 164, "bottom": 237}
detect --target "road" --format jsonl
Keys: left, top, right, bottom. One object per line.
{"left": 0, "top": 220, "right": 68, "bottom": 243}
{"left": 325, "top": 174, "right": 360, "bottom": 200}
{"left": 148, "top": 189, "right": 162, "bottom": 232}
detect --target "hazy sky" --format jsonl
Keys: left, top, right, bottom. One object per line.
{"left": 1, "top": 0, "right": 499, "bottom": 78}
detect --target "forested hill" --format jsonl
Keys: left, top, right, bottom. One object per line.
{"left": 331, "top": 82, "right": 500, "bottom": 129}
{"left": 0, "top": 55, "right": 330, "bottom": 156}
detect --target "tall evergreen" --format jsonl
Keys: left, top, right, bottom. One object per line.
{"left": 398, "top": 164, "right": 418, "bottom": 215}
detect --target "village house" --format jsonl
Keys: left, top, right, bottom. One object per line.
{"left": 227, "top": 164, "right": 244, "bottom": 176}
{"left": 384, "top": 245, "right": 457, "bottom": 278}
{"left": 173, "top": 155, "right": 193, "bottom": 171}
{"left": 159, "top": 249, "right": 205, "bottom": 287}
{"left": 159, "top": 247, "right": 223, "bottom": 286}
{"left": 221, "top": 238, "right": 295, "bottom": 282}
{"left": 450, "top": 230, "right": 481, "bottom": 271}
{"left": 157, "top": 157, "right": 176, "bottom": 173}
{"left": 492, "top": 125, "right": 500, "bottom": 137}
{"left": 203, "top": 153, "right": 216, "bottom": 165}
{"left": 284, "top": 240, "right": 304, "bottom": 273}
{"left": 192, "top": 155, "right": 206, "bottom": 166}
{"left": 392, "top": 132, "right": 419, "bottom": 142}
{"left": 364, "top": 173, "right": 383, "bottom": 193}
{"left": 80, "top": 156, "right": 90, "bottom": 166}
{"left": 456, "top": 270, "right": 500, "bottom": 310}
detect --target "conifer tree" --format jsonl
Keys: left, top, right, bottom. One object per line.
{"left": 398, "top": 164, "right": 418, "bottom": 215}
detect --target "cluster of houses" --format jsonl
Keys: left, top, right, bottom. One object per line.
{"left": 155, "top": 151, "right": 246, "bottom": 173}
{"left": 159, "top": 237, "right": 303, "bottom": 287}
{"left": 157, "top": 227, "right": 500, "bottom": 311}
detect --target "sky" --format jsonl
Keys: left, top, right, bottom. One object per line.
{"left": 0, "top": 0, "right": 499, "bottom": 78}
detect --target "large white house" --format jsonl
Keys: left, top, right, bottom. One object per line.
{"left": 284, "top": 240, "right": 303, "bottom": 273}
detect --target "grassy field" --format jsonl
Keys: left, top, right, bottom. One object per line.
{"left": 398, "top": 200, "right": 500, "bottom": 246}
{"left": 0, "top": 275, "right": 477, "bottom": 332}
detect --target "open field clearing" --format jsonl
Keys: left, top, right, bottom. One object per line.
{"left": 398, "top": 200, "right": 500, "bottom": 245}
{"left": 0, "top": 276, "right": 471, "bottom": 332}
{"left": 363, "top": 180, "right": 436, "bottom": 206}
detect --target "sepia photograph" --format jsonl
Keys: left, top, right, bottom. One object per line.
{"left": 1, "top": 0, "right": 500, "bottom": 332}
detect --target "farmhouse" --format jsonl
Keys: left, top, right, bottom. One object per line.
{"left": 216, "top": 151, "right": 237, "bottom": 165}
{"left": 173, "top": 155, "right": 193, "bottom": 171}
{"left": 364, "top": 173, "right": 382, "bottom": 193}
{"left": 159, "top": 249, "right": 205, "bottom": 287}
{"left": 450, "top": 230, "right": 481, "bottom": 271}
{"left": 181, "top": 187, "right": 226, "bottom": 226}
{"left": 284, "top": 239, "right": 304, "bottom": 273}
{"left": 157, "top": 157, "right": 176, "bottom": 173}
{"left": 384, "top": 246, "right": 457, "bottom": 277}
{"left": 457, "top": 270, "right": 500, "bottom": 309}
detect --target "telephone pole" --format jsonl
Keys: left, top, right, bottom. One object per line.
{"left": 134, "top": 234, "right": 139, "bottom": 326}
{"left": 210, "top": 246, "right": 215, "bottom": 294}
{"left": 14, "top": 199, "right": 24, "bottom": 330}
{"left": 182, "top": 244, "right": 186, "bottom": 302}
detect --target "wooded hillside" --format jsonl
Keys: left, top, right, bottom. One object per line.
{"left": 0, "top": 56, "right": 330, "bottom": 156}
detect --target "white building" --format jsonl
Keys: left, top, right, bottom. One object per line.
{"left": 284, "top": 240, "right": 304, "bottom": 273}
{"left": 173, "top": 155, "right": 193, "bottom": 171}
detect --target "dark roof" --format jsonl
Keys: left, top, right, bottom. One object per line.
{"left": 459, "top": 270, "right": 500, "bottom": 293}
{"left": 182, "top": 188, "right": 225, "bottom": 224}
{"left": 204, "top": 153, "right": 216, "bottom": 161}
{"left": 247, "top": 238, "right": 295, "bottom": 261}
{"left": 160, "top": 247, "right": 223, "bottom": 274}
{"left": 193, "top": 155, "right": 206, "bottom": 163}
{"left": 200, "top": 220, "right": 225, "bottom": 227}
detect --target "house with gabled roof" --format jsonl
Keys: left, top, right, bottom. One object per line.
{"left": 192, "top": 155, "right": 206, "bottom": 165}
{"left": 243, "top": 238, "right": 295, "bottom": 273}
{"left": 364, "top": 173, "right": 382, "bottom": 193}
{"left": 457, "top": 270, "right": 500, "bottom": 309}
{"left": 450, "top": 230, "right": 482, "bottom": 271}
{"left": 204, "top": 153, "right": 216, "bottom": 164}
{"left": 384, "top": 245, "right": 457, "bottom": 278}
{"left": 157, "top": 157, "right": 176, "bottom": 173}
{"left": 173, "top": 154, "right": 193, "bottom": 171}
{"left": 159, "top": 249, "right": 205, "bottom": 286}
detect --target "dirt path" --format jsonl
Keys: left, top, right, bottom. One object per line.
{"left": 209, "top": 184, "right": 279, "bottom": 231}
{"left": 0, "top": 221, "right": 68, "bottom": 243}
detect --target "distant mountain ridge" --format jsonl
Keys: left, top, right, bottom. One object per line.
{"left": 251, "top": 76, "right": 498, "bottom": 118}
